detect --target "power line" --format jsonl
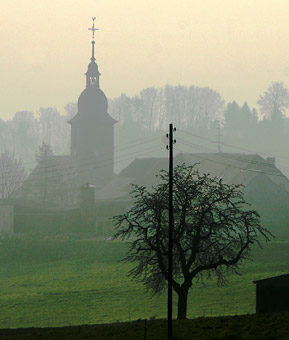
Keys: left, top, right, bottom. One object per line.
{"left": 178, "top": 128, "right": 289, "bottom": 162}
{"left": 0, "top": 134, "right": 163, "bottom": 174}
{"left": 177, "top": 136, "right": 289, "bottom": 173}
{"left": 175, "top": 141, "right": 289, "bottom": 180}
{"left": 31, "top": 144, "right": 163, "bottom": 180}
{"left": 50, "top": 144, "right": 164, "bottom": 190}
{"left": 6, "top": 144, "right": 163, "bottom": 186}
{"left": 0, "top": 132, "right": 164, "bottom": 170}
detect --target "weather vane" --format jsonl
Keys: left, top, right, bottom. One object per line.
{"left": 88, "top": 17, "right": 99, "bottom": 42}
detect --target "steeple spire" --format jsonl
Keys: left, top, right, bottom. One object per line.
{"left": 86, "top": 17, "right": 101, "bottom": 88}
{"left": 88, "top": 17, "right": 98, "bottom": 62}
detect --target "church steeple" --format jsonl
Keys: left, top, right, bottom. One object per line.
{"left": 68, "top": 19, "right": 117, "bottom": 186}
{"left": 86, "top": 17, "right": 101, "bottom": 88}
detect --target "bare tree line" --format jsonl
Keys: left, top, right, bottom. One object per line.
{"left": 1, "top": 82, "right": 288, "bottom": 167}
{"left": 108, "top": 84, "right": 225, "bottom": 132}
{"left": 0, "top": 103, "right": 77, "bottom": 167}
{"left": 0, "top": 81, "right": 289, "bottom": 199}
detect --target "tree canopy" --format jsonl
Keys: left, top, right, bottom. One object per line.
{"left": 257, "top": 81, "right": 289, "bottom": 119}
{"left": 113, "top": 164, "right": 272, "bottom": 319}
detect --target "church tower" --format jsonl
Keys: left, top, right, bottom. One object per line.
{"left": 68, "top": 19, "right": 117, "bottom": 187}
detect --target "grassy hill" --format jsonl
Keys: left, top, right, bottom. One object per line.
{"left": 0, "top": 234, "right": 288, "bottom": 329}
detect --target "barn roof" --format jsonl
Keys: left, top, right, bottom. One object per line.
{"left": 253, "top": 274, "right": 289, "bottom": 286}
{"left": 117, "top": 152, "right": 289, "bottom": 191}
{"left": 94, "top": 174, "right": 134, "bottom": 202}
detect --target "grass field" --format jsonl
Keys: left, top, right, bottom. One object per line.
{"left": 0, "top": 234, "right": 288, "bottom": 329}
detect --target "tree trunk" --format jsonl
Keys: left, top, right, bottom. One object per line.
{"left": 177, "top": 287, "right": 189, "bottom": 319}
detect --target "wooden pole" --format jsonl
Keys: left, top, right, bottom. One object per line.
{"left": 168, "top": 123, "right": 174, "bottom": 339}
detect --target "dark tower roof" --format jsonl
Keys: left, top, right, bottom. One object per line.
{"left": 85, "top": 60, "right": 100, "bottom": 77}
{"left": 69, "top": 86, "right": 116, "bottom": 124}
{"left": 68, "top": 19, "right": 116, "bottom": 125}
{"left": 78, "top": 87, "right": 108, "bottom": 114}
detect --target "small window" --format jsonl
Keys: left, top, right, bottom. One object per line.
{"left": 90, "top": 77, "right": 97, "bottom": 85}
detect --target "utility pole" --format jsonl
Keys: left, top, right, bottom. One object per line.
{"left": 166, "top": 123, "right": 176, "bottom": 339}
{"left": 216, "top": 120, "right": 222, "bottom": 153}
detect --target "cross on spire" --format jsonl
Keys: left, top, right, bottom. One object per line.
{"left": 88, "top": 17, "right": 98, "bottom": 43}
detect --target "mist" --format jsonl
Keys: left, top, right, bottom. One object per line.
{"left": 0, "top": 2, "right": 289, "bottom": 339}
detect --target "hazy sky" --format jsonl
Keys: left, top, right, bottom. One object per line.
{"left": 1, "top": 0, "right": 289, "bottom": 120}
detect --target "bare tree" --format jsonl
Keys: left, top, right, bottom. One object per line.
{"left": 108, "top": 85, "right": 225, "bottom": 134}
{"left": 64, "top": 102, "right": 78, "bottom": 120}
{"left": 164, "top": 85, "right": 189, "bottom": 128}
{"left": 257, "top": 81, "right": 289, "bottom": 119}
{"left": 0, "top": 151, "right": 27, "bottom": 199}
{"left": 34, "top": 143, "right": 55, "bottom": 207}
{"left": 0, "top": 118, "right": 9, "bottom": 152}
{"left": 38, "top": 107, "right": 70, "bottom": 154}
{"left": 113, "top": 164, "right": 271, "bottom": 319}
{"left": 6, "top": 111, "right": 40, "bottom": 161}
{"left": 35, "top": 142, "right": 54, "bottom": 163}
{"left": 164, "top": 85, "right": 225, "bottom": 130}
{"left": 140, "top": 87, "right": 159, "bottom": 133}
{"left": 108, "top": 93, "right": 132, "bottom": 126}
{"left": 195, "top": 86, "right": 225, "bottom": 129}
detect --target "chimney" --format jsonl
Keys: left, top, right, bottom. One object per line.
{"left": 79, "top": 183, "right": 95, "bottom": 211}
{"left": 79, "top": 184, "right": 96, "bottom": 233}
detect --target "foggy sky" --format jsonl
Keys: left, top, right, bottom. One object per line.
{"left": 1, "top": 0, "right": 289, "bottom": 119}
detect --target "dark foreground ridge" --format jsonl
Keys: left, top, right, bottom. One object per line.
{"left": 1, "top": 313, "right": 289, "bottom": 340}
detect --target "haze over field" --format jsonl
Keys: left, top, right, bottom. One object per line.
{"left": 1, "top": 0, "right": 289, "bottom": 119}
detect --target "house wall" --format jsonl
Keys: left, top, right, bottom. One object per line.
{"left": 12, "top": 200, "right": 128, "bottom": 235}
{"left": 244, "top": 174, "right": 289, "bottom": 239}
{"left": 14, "top": 213, "right": 64, "bottom": 233}
{"left": 13, "top": 206, "right": 82, "bottom": 234}
{"left": 256, "top": 284, "right": 289, "bottom": 313}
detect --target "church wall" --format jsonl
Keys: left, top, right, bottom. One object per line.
{"left": 71, "top": 121, "right": 114, "bottom": 186}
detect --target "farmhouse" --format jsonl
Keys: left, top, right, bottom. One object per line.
{"left": 90, "top": 152, "right": 289, "bottom": 237}
{"left": 253, "top": 274, "right": 289, "bottom": 313}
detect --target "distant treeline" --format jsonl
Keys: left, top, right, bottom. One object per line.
{"left": 111, "top": 82, "right": 289, "bottom": 177}
{"left": 0, "top": 104, "right": 77, "bottom": 167}
{"left": 1, "top": 82, "right": 289, "bottom": 176}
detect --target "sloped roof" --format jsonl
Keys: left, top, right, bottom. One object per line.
{"left": 117, "top": 152, "right": 289, "bottom": 191}
{"left": 177, "top": 153, "right": 284, "bottom": 185}
{"left": 119, "top": 157, "right": 168, "bottom": 188}
{"left": 94, "top": 174, "right": 134, "bottom": 202}
{"left": 253, "top": 274, "right": 289, "bottom": 286}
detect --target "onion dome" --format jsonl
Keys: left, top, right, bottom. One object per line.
{"left": 78, "top": 86, "right": 108, "bottom": 115}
